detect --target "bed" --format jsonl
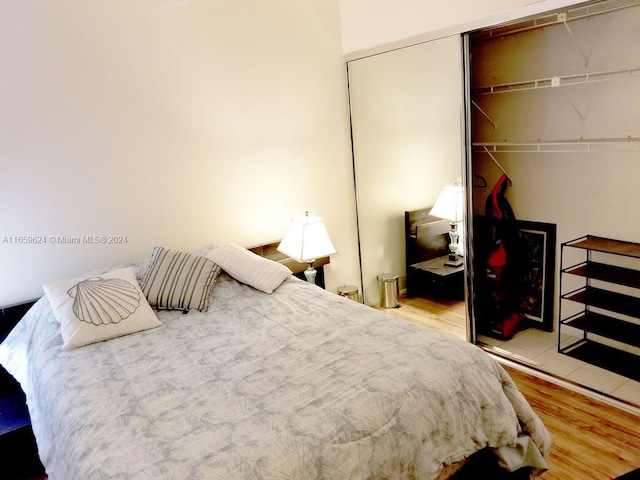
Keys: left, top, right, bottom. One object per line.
{"left": 0, "top": 243, "right": 551, "bottom": 480}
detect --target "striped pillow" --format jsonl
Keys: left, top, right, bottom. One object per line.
{"left": 141, "top": 247, "right": 221, "bottom": 312}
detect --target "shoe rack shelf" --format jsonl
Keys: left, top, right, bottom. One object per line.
{"left": 559, "top": 235, "right": 640, "bottom": 382}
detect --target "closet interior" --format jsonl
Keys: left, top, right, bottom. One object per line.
{"left": 466, "top": 0, "right": 640, "bottom": 405}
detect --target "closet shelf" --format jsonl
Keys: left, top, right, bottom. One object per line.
{"left": 563, "top": 262, "right": 640, "bottom": 289}
{"left": 564, "top": 235, "right": 640, "bottom": 259}
{"left": 471, "top": 0, "right": 640, "bottom": 41}
{"left": 561, "top": 311, "right": 640, "bottom": 349}
{"left": 473, "top": 66, "right": 640, "bottom": 95}
{"left": 473, "top": 138, "right": 640, "bottom": 153}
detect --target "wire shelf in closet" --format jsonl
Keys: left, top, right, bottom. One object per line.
{"left": 473, "top": 138, "right": 640, "bottom": 153}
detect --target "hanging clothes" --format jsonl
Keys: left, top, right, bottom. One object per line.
{"left": 482, "top": 174, "right": 525, "bottom": 339}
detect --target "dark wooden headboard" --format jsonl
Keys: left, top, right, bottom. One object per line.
{"left": 405, "top": 208, "right": 450, "bottom": 266}
{"left": 0, "top": 300, "right": 37, "bottom": 343}
{"left": 248, "top": 240, "right": 330, "bottom": 276}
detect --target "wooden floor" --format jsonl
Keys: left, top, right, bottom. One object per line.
{"left": 373, "top": 296, "right": 640, "bottom": 480}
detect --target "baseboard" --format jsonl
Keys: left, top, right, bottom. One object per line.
{"left": 365, "top": 289, "right": 407, "bottom": 308}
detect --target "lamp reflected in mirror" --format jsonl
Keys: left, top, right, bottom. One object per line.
{"left": 430, "top": 183, "right": 464, "bottom": 267}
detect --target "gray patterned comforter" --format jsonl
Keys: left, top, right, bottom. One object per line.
{"left": 0, "top": 256, "right": 551, "bottom": 480}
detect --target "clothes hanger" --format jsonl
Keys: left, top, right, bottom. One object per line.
{"left": 474, "top": 173, "right": 487, "bottom": 188}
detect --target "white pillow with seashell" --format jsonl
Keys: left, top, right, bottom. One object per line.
{"left": 43, "top": 267, "right": 162, "bottom": 350}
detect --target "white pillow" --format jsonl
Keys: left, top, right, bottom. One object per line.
{"left": 207, "top": 244, "right": 291, "bottom": 293}
{"left": 43, "top": 268, "right": 162, "bottom": 350}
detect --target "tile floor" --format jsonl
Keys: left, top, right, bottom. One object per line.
{"left": 479, "top": 328, "right": 640, "bottom": 406}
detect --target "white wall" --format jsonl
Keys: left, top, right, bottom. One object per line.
{"left": 348, "top": 36, "right": 464, "bottom": 304}
{"left": 0, "top": 0, "right": 360, "bottom": 305}
{"left": 339, "top": 0, "right": 587, "bottom": 55}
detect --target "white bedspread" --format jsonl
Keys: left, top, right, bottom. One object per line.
{"left": 0, "top": 257, "right": 550, "bottom": 480}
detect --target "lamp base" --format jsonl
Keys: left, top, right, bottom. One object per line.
{"left": 304, "top": 263, "right": 317, "bottom": 284}
{"left": 444, "top": 255, "right": 464, "bottom": 268}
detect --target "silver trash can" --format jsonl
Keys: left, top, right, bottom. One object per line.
{"left": 337, "top": 284, "right": 360, "bottom": 302}
{"left": 378, "top": 273, "right": 399, "bottom": 308}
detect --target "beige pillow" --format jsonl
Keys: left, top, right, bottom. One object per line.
{"left": 140, "top": 247, "right": 221, "bottom": 312}
{"left": 43, "top": 268, "right": 162, "bottom": 350}
{"left": 207, "top": 244, "right": 291, "bottom": 293}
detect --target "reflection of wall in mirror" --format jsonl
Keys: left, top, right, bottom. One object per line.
{"left": 347, "top": 35, "right": 464, "bottom": 304}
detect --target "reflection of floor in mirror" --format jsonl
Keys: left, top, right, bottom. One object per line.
{"left": 372, "top": 294, "right": 467, "bottom": 340}
{"left": 479, "top": 328, "right": 640, "bottom": 406}
{"left": 372, "top": 295, "right": 640, "bottom": 407}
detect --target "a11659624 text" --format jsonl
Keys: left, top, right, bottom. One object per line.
{"left": 2, "top": 235, "right": 128, "bottom": 245}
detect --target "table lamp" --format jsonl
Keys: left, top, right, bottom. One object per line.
{"left": 430, "top": 183, "right": 464, "bottom": 267}
{"left": 277, "top": 212, "right": 337, "bottom": 284}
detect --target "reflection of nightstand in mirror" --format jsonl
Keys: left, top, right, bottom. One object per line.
{"left": 409, "top": 255, "right": 464, "bottom": 299}
{"left": 405, "top": 207, "right": 464, "bottom": 300}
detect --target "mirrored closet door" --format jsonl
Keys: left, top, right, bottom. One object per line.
{"left": 347, "top": 35, "right": 465, "bottom": 310}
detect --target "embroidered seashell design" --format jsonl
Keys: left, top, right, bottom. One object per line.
{"left": 67, "top": 276, "right": 141, "bottom": 325}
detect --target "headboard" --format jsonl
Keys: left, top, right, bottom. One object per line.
{"left": 0, "top": 300, "right": 37, "bottom": 343}
{"left": 404, "top": 207, "right": 452, "bottom": 297}
{"left": 248, "top": 240, "right": 330, "bottom": 288}
{"left": 404, "top": 207, "right": 450, "bottom": 266}
{"left": 248, "top": 240, "right": 330, "bottom": 274}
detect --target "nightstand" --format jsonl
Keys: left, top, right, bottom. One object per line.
{"left": 0, "top": 365, "right": 46, "bottom": 479}
{"left": 0, "top": 298, "right": 46, "bottom": 479}
{"left": 0, "top": 397, "right": 29, "bottom": 433}
{"left": 407, "top": 254, "right": 464, "bottom": 299}
{"left": 1, "top": 300, "right": 36, "bottom": 436}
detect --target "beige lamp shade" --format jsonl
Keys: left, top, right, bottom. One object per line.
{"left": 430, "top": 184, "right": 464, "bottom": 223}
{"left": 277, "top": 212, "right": 337, "bottom": 263}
